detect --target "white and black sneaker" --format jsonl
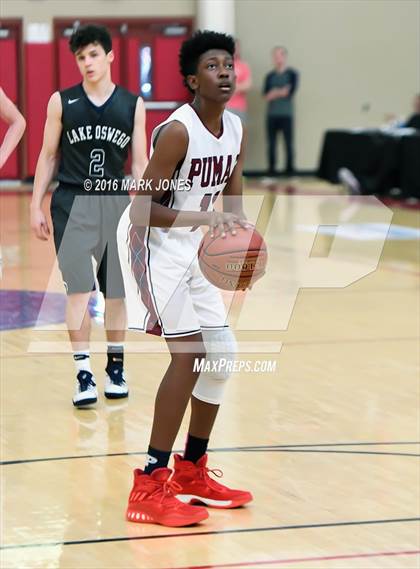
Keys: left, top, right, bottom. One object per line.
{"left": 104, "top": 366, "right": 129, "bottom": 399}
{"left": 72, "top": 371, "right": 98, "bottom": 407}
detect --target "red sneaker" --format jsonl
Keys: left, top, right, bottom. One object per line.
{"left": 126, "top": 467, "right": 209, "bottom": 527}
{"left": 172, "top": 454, "right": 253, "bottom": 509}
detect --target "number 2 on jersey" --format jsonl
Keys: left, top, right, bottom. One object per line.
{"left": 89, "top": 149, "right": 105, "bottom": 177}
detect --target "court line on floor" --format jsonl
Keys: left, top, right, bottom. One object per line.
{"left": 167, "top": 549, "right": 420, "bottom": 569}
{"left": 378, "top": 266, "right": 420, "bottom": 277}
{"left": 169, "top": 550, "right": 420, "bottom": 569}
{"left": 284, "top": 336, "right": 419, "bottom": 347}
{"left": 227, "top": 449, "right": 419, "bottom": 457}
{"left": 1, "top": 441, "right": 418, "bottom": 466}
{"left": 2, "top": 517, "right": 419, "bottom": 551}
{"left": 3, "top": 335, "right": 419, "bottom": 358}
{"left": 223, "top": 441, "right": 420, "bottom": 448}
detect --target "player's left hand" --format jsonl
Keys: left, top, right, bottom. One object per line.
{"left": 30, "top": 207, "right": 50, "bottom": 241}
{"left": 208, "top": 211, "right": 249, "bottom": 238}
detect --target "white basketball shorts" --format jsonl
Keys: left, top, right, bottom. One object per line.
{"left": 117, "top": 204, "right": 228, "bottom": 338}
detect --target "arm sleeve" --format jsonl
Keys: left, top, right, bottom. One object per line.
{"left": 262, "top": 73, "right": 272, "bottom": 95}
{"left": 289, "top": 69, "right": 299, "bottom": 96}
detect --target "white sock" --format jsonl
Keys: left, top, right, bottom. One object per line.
{"left": 73, "top": 351, "right": 92, "bottom": 374}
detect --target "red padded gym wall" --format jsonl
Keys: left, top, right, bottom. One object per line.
{"left": 110, "top": 37, "right": 121, "bottom": 84}
{"left": 58, "top": 37, "right": 80, "bottom": 89}
{"left": 153, "top": 36, "right": 190, "bottom": 102}
{"left": 0, "top": 37, "right": 19, "bottom": 178}
{"left": 25, "top": 42, "right": 54, "bottom": 177}
{"left": 124, "top": 37, "right": 140, "bottom": 94}
{"left": 146, "top": 110, "right": 172, "bottom": 152}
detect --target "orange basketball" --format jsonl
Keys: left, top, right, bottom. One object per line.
{"left": 198, "top": 224, "right": 267, "bottom": 291}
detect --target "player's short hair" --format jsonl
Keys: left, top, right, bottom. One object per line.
{"left": 69, "top": 24, "right": 112, "bottom": 54}
{"left": 179, "top": 30, "right": 235, "bottom": 93}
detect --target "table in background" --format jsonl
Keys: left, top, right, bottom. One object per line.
{"left": 318, "top": 129, "right": 420, "bottom": 198}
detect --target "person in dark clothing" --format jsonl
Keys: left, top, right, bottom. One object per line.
{"left": 405, "top": 94, "right": 420, "bottom": 130}
{"left": 262, "top": 46, "right": 299, "bottom": 176}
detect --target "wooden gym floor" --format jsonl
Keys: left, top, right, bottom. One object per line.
{"left": 0, "top": 180, "right": 419, "bottom": 568}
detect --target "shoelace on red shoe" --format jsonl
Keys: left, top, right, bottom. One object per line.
{"left": 154, "top": 480, "right": 183, "bottom": 505}
{"left": 132, "top": 479, "right": 183, "bottom": 506}
{"left": 197, "top": 466, "right": 227, "bottom": 491}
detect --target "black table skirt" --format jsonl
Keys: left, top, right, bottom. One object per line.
{"left": 318, "top": 130, "right": 420, "bottom": 198}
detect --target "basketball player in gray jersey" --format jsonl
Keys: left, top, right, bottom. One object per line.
{"left": 30, "top": 24, "right": 148, "bottom": 406}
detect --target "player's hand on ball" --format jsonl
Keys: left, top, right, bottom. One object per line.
{"left": 198, "top": 222, "right": 267, "bottom": 291}
{"left": 208, "top": 212, "right": 248, "bottom": 238}
{"left": 30, "top": 207, "right": 50, "bottom": 241}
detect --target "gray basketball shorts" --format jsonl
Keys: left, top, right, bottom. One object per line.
{"left": 50, "top": 186, "right": 130, "bottom": 297}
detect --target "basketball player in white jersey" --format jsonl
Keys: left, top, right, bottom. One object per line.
{"left": 118, "top": 30, "right": 253, "bottom": 527}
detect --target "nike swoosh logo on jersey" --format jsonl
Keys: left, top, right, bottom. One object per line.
{"left": 68, "top": 98, "right": 79, "bottom": 105}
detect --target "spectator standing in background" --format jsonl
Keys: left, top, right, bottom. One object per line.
{"left": 227, "top": 40, "right": 252, "bottom": 123}
{"left": 263, "top": 46, "right": 299, "bottom": 176}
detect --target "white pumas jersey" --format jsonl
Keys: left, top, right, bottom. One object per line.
{"left": 151, "top": 103, "right": 242, "bottom": 229}
{"left": 117, "top": 104, "right": 242, "bottom": 336}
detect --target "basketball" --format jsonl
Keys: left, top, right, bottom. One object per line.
{"left": 198, "top": 224, "right": 268, "bottom": 291}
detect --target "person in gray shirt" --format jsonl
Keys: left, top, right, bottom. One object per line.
{"left": 263, "top": 46, "right": 299, "bottom": 175}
